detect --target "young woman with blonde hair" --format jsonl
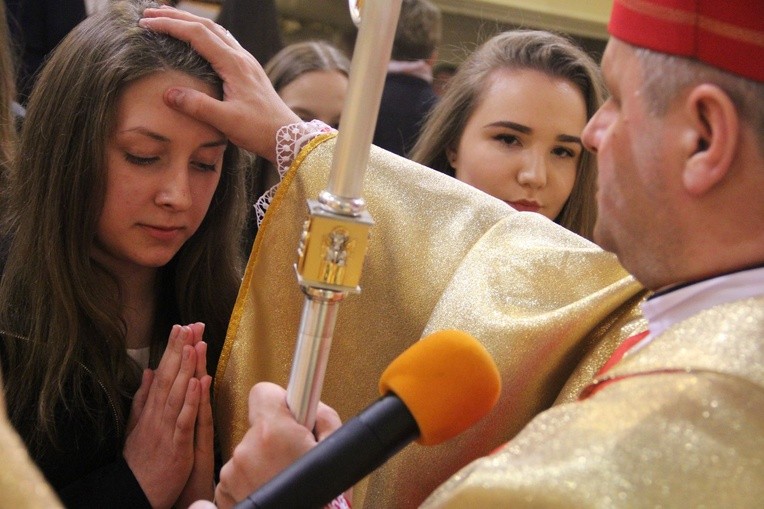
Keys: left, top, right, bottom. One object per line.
{"left": 412, "top": 30, "right": 605, "bottom": 240}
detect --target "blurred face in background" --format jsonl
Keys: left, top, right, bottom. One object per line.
{"left": 447, "top": 68, "right": 586, "bottom": 221}
{"left": 278, "top": 69, "right": 348, "bottom": 129}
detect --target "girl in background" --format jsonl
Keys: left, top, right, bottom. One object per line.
{"left": 412, "top": 30, "right": 605, "bottom": 240}
{"left": 265, "top": 40, "right": 350, "bottom": 130}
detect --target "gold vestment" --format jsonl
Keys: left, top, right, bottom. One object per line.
{"left": 216, "top": 135, "right": 647, "bottom": 507}
{"left": 422, "top": 296, "right": 764, "bottom": 508}
{"left": 0, "top": 375, "right": 63, "bottom": 508}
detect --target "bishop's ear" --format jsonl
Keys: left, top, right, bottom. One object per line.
{"left": 682, "top": 84, "right": 739, "bottom": 196}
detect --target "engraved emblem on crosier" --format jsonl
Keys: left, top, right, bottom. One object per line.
{"left": 320, "top": 227, "right": 355, "bottom": 284}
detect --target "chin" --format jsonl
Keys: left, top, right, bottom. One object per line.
{"left": 136, "top": 251, "right": 181, "bottom": 269}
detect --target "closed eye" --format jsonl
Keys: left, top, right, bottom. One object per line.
{"left": 125, "top": 153, "right": 159, "bottom": 166}
{"left": 192, "top": 161, "right": 218, "bottom": 173}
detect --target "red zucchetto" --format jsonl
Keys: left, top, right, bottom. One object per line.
{"left": 608, "top": 0, "right": 763, "bottom": 82}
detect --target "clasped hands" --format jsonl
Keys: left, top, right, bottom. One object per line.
{"left": 124, "top": 323, "right": 214, "bottom": 509}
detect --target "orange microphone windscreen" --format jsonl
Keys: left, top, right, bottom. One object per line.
{"left": 378, "top": 329, "right": 501, "bottom": 446}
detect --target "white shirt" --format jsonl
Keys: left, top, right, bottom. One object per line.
{"left": 127, "top": 346, "right": 150, "bottom": 369}
{"left": 633, "top": 266, "right": 764, "bottom": 352}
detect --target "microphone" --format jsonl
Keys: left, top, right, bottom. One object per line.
{"left": 235, "top": 329, "right": 501, "bottom": 509}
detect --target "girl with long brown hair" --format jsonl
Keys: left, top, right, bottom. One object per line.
{"left": 0, "top": 1, "right": 247, "bottom": 506}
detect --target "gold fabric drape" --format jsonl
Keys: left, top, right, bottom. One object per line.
{"left": 216, "top": 135, "right": 647, "bottom": 507}
{"left": 423, "top": 296, "right": 764, "bottom": 507}
{"left": 0, "top": 375, "right": 63, "bottom": 508}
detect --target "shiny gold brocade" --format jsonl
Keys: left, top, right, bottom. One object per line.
{"left": 216, "top": 136, "right": 647, "bottom": 508}
{"left": 423, "top": 297, "right": 764, "bottom": 508}
{"left": 0, "top": 376, "right": 63, "bottom": 508}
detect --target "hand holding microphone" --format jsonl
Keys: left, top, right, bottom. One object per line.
{"left": 211, "top": 383, "right": 343, "bottom": 509}
{"left": 230, "top": 329, "right": 501, "bottom": 509}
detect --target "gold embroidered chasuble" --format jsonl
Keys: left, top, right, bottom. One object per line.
{"left": 0, "top": 376, "right": 63, "bottom": 508}
{"left": 215, "top": 135, "right": 647, "bottom": 507}
{"left": 422, "top": 296, "right": 764, "bottom": 508}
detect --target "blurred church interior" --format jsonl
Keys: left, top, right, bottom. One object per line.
{"left": 178, "top": 0, "right": 610, "bottom": 66}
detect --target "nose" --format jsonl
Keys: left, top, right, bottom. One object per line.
{"left": 155, "top": 164, "right": 192, "bottom": 211}
{"left": 516, "top": 151, "right": 548, "bottom": 189}
{"left": 582, "top": 107, "right": 604, "bottom": 154}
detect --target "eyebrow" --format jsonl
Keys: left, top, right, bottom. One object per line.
{"left": 485, "top": 121, "right": 582, "bottom": 145}
{"left": 557, "top": 134, "right": 583, "bottom": 145}
{"left": 486, "top": 120, "right": 531, "bottom": 134}
{"left": 122, "top": 127, "right": 228, "bottom": 148}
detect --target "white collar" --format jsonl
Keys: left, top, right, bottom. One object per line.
{"left": 387, "top": 59, "right": 433, "bottom": 83}
{"left": 641, "top": 266, "right": 764, "bottom": 339}
{"left": 127, "top": 346, "right": 151, "bottom": 369}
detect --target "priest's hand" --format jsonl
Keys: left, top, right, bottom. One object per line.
{"left": 139, "top": 6, "right": 300, "bottom": 164}
{"left": 213, "top": 382, "right": 342, "bottom": 509}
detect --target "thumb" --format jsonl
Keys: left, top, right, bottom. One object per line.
{"left": 314, "top": 401, "right": 342, "bottom": 442}
{"left": 164, "top": 86, "right": 224, "bottom": 129}
{"left": 127, "top": 369, "right": 154, "bottom": 435}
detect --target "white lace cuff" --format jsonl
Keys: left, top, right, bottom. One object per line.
{"left": 327, "top": 494, "right": 352, "bottom": 509}
{"left": 254, "top": 120, "right": 335, "bottom": 227}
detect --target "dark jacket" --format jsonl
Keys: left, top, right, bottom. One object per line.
{"left": 4, "top": 0, "right": 87, "bottom": 103}
{"left": 0, "top": 343, "right": 151, "bottom": 508}
{"left": 373, "top": 73, "right": 438, "bottom": 157}
{"left": 0, "top": 335, "right": 224, "bottom": 508}
{"left": 34, "top": 384, "right": 152, "bottom": 508}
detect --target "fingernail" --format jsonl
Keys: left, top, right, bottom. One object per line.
{"left": 166, "top": 88, "right": 184, "bottom": 107}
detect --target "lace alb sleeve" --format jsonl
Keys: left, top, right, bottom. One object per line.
{"left": 254, "top": 120, "right": 335, "bottom": 227}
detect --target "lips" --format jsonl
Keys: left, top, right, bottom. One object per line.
{"left": 507, "top": 200, "right": 541, "bottom": 213}
{"left": 140, "top": 224, "right": 185, "bottom": 241}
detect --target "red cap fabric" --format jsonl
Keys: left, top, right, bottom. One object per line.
{"left": 608, "top": 0, "right": 764, "bottom": 82}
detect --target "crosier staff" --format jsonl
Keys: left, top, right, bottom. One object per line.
{"left": 286, "top": 0, "right": 403, "bottom": 429}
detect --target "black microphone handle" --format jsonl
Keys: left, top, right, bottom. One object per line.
{"left": 234, "top": 394, "right": 420, "bottom": 509}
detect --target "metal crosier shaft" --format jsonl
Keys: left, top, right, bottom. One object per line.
{"left": 288, "top": 201, "right": 374, "bottom": 427}
{"left": 286, "top": 0, "right": 402, "bottom": 429}
{"left": 285, "top": 287, "right": 343, "bottom": 427}
{"left": 323, "top": 0, "right": 402, "bottom": 206}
